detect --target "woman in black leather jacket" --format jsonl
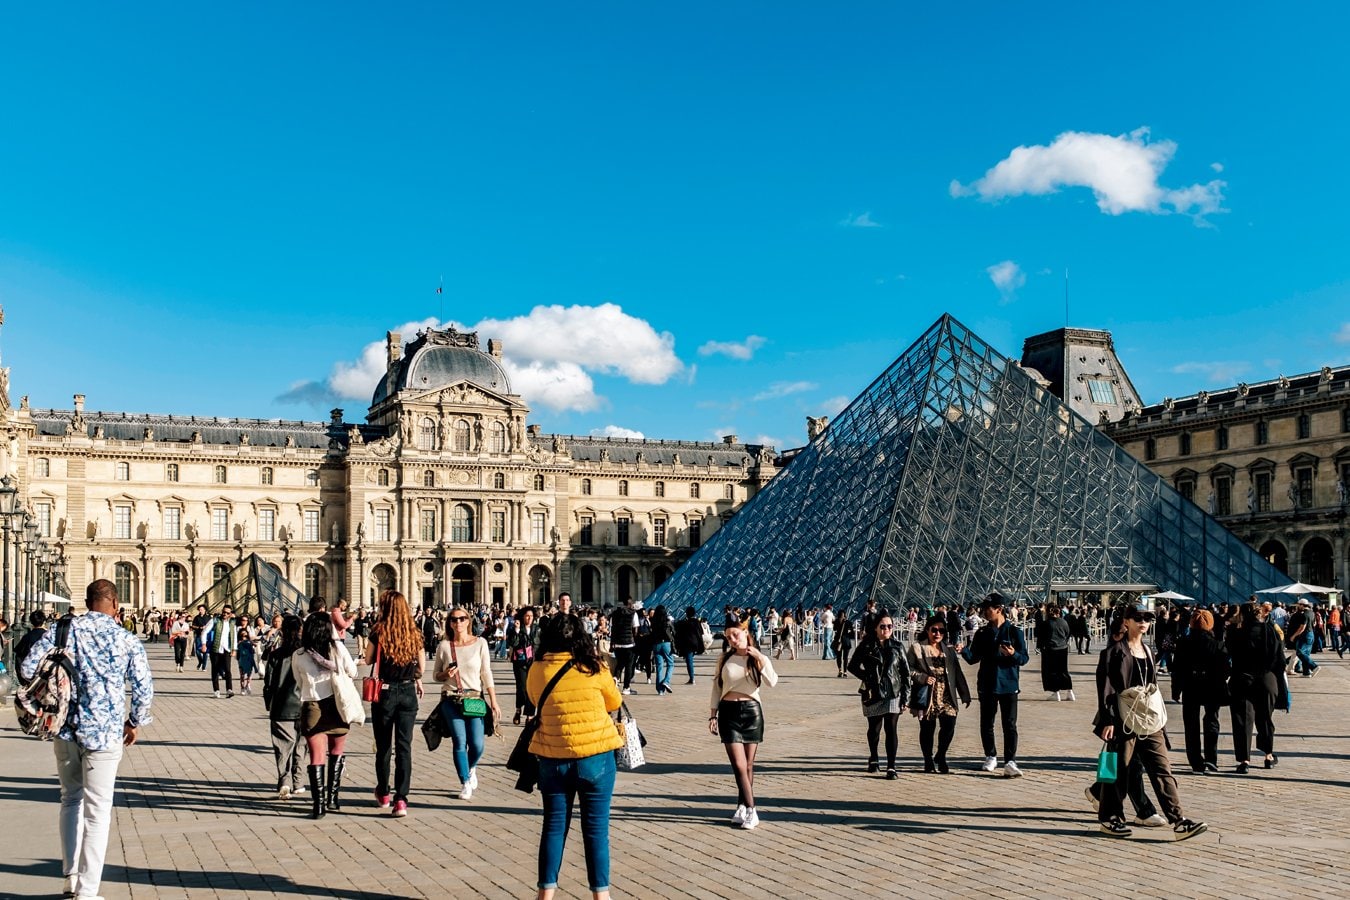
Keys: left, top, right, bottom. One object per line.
{"left": 1226, "top": 601, "right": 1284, "bottom": 773}
{"left": 846, "top": 612, "right": 910, "bottom": 779}
{"left": 1170, "top": 609, "right": 1230, "bottom": 774}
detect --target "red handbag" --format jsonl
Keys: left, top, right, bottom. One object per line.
{"left": 361, "top": 645, "right": 382, "bottom": 702}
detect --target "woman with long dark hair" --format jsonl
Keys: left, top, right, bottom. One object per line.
{"left": 847, "top": 613, "right": 910, "bottom": 779}
{"left": 1040, "top": 603, "right": 1074, "bottom": 701}
{"left": 362, "top": 590, "right": 425, "bottom": 817}
{"left": 709, "top": 623, "right": 778, "bottom": 829}
{"left": 1226, "top": 600, "right": 1284, "bottom": 773}
{"left": 528, "top": 614, "right": 624, "bottom": 900}
{"left": 1171, "top": 609, "right": 1230, "bottom": 774}
{"left": 434, "top": 606, "right": 500, "bottom": 800}
{"left": 650, "top": 605, "right": 675, "bottom": 694}
{"left": 263, "top": 614, "right": 305, "bottom": 799}
{"left": 510, "top": 606, "right": 540, "bottom": 725}
{"left": 292, "top": 611, "right": 358, "bottom": 818}
{"left": 907, "top": 616, "right": 970, "bottom": 773}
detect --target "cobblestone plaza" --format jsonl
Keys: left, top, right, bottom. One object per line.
{"left": 2, "top": 642, "right": 1343, "bottom": 899}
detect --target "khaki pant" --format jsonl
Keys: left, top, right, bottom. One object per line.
{"left": 1099, "top": 729, "right": 1183, "bottom": 823}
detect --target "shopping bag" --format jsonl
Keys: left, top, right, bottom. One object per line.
{"left": 615, "top": 703, "right": 645, "bottom": 770}
{"left": 1096, "top": 745, "right": 1119, "bottom": 784}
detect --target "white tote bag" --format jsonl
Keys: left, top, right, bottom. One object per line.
{"left": 331, "top": 662, "right": 366, "bottom": 727}
{"left": 615, "top": 704, "right": 645, "bottom": 770}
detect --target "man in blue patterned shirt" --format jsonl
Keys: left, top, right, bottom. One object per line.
{"left": 21, "top": 578, "right": 153, "bottom": 900}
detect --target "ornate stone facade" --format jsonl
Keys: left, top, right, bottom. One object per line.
{"left": 20, "top": 326, "right": 779, "bottom": 611}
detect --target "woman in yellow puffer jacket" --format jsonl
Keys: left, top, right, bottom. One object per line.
{"left": 527, "top": 614, "right": 624, "bottom": 900}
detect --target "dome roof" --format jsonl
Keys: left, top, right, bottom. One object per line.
{"left": 371, "top": 329, "right": 512, "bottom": 405}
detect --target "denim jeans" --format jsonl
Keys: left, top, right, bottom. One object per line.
{"left": 1295, "top": 635, "right": 1318, "bottom": 674}
{"left": 372, "top": 682, "right": 418, "bottom": 800}
{"left": 537, "top": 751, "right": 615, "bottom": 892}
{"left": 821, "top": 627, "right": 835, "bottom": 659}
{"left": 681, "top": 651, "right": 696, "bottom": 681}
{"left": 653, "top": 641, "right": 673, "bottom": 689}
{"left": 440, "top": 697, "right": 486, "bottom": 783}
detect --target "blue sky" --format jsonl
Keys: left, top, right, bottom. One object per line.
{"left": 3, "top": 2, "right": 1348, "bottom": 448}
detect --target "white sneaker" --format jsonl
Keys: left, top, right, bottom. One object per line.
{"left": 1066, "top": 690, "right": 1077, "bottom": 701}
{"left": 1049, "top": 692, "right": 1060, "bottom": 701}
{"left": 731, "top": 804, "right": 747, "bottom": 824}
{"left": 468, "top": 768, "right": 478, "bottom": 790}
{"left": 459, "top": 783, "right": 474, "bottom": 801}
{"left": 277, "top": 785, "right": 291, "bottom": 800}
{"left": 1134, "top": 813, "right": 1168, "bottom": 827}
{"left": 740, "top": 808, "right": 759, "bottom": 830}
{"left": 213, "top": 690, "right": 221, "bottom": 699}
{"left": 1004, "top": 760, "right": 1023, "bottom": 778}
{"left": 982, "top": 756, "right": 998, "bottom": 772}
{"left": 63, "top": 875, "right": 75, "bottom": 897}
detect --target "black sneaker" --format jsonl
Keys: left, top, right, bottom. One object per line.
{"left": 1100, "top": 817, "right": 1132, "bottom": 837}
{"left": 885, "top": 768, "right": 898, "bottom": 780}
{"left": 1173, "top": 818, "right": 1207, "bottom": 841}
{"left": 866, "top": 759, "right": 879, "bottom": 773}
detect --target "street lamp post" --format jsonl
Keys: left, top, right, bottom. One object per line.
{"left": 23, "top": 518, "right": 37, "bottom": 621}
{"left": 0, "top": 475, "right": 16, "bottom": 624}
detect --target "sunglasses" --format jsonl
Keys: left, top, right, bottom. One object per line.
{"left": 449, "top": 615, "right": 470, "bottom": 622}
{"left": 877, "top": 624, "right": 895, "bottom": 630}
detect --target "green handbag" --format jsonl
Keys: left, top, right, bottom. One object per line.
{"left": 1096, "top": 744, "right": 1119, "bottom": 784}
{"left": 459, "top": 694, "right": 488, "bottom": 718}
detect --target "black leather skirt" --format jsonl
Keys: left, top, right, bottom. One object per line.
{"left": 718, "top": 699, "right": 764, "bottom": 744}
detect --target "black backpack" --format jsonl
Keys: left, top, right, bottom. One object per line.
{"left": 15, "top": 615, "right": 79, "bottom": 741}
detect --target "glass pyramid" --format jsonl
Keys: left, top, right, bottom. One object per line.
{"left": 192, "top": 553, "right": 310, "bottom": 619}
{"left": 651, "top": 314, "right": 1287, "bottom": 616}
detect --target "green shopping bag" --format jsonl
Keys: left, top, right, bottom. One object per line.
{"left": 1096, "top": 745, "right": 1119, "bottom": 784}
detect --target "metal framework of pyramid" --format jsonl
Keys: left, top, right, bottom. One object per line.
{"left": 651, "top": 314, "right": 1288, "bottom": 616}
{"left": 192, "top": 553, "right": 309, "bottom": 619}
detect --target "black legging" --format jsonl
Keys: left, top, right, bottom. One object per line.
{"left": 837, "top": 640, "right": 855, "bottom": 674}
{"left": 918, "top": 715, "right": 957, "bottom": 766}
{"left": 866, "top": 713, "right": 901, "bottom": 768}
{"left": 612, "top": 646, "right": 637, "bottom": 689}
{"left": 512, "top": 659, "right": 535, "bottom": 715}
{"left": 172, "top": 637, "right": 188, "bottom": 666}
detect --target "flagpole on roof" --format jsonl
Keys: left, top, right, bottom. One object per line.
{"left": 437, "top": 275, "right": 444, "bottom": 321}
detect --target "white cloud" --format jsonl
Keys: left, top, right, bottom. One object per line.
{"left": 840, "top": 211, "right": 883, "bottom": 228}
{"left": 280, "top": 304, "right": 682, "bottom": 414}
{"left": 986, "top": 260, "right": 1025, "bottom": 304}
{"left": 698, "top": 335, "right": 766, "bottom": 360}
{"left": 590, "top": 425, "right": 645, "bottom": 439}
{"left": 752, "top": 380, "right": 817, "bottom": 401}
{"left": 748, "top": 434, "right": 784, "bottom": 448}
{"left": 952, "top": 128, "right": 1226, "bottom": 218}
{"left": 1211, "top": 162, "right": 1225, "bottom": 173}
{"left": 1334, "top": 323, "right": 1350, "bottom": 344}
{"left": 821, "top": 395, "right": 851, "bottom": 416}
{"left": 1171, "top": 361, "right": 1250, "bottom": 384}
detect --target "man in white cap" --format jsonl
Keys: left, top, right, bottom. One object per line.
{"left": 1287, "top": 598, "right": 1319, "bottom": 677}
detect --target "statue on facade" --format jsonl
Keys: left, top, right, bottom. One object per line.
{"left": 599, "top": 448, "right": 610, "bottom": 463}
{"left": 1196, "top": 390, "right": 1209, "bottom": 406}
{"left": 510, "top": 417, "right": 523, "bottom": 450}
{"left": 1322, "top": 366, "right": 1334, "bottom": 385}
{"left": 552, "top": 434, "right": 567, "bottom": 454}
{"left": 331, "top": 523, "right": 340, "bottom": 544}
{"left": 1246, "top": 486, "right": 1254, "bottom": 513}
{"left": 1207, "top": 492, "right": 1216, "bottom": 515}
{"left": 92, "top": 424, "right": 105, "bottom": 439}
{"left": 1237, "top": 382, "right": 1250, "bottom": 397}
{"left": 1278, "top": 375, "right": 1290, "bottom": 390}
{"left": 806, "top": 416, "right": 829, "bottom": 441}
{"left": 1287, "top": 483, "right": 1298, "bottom": 508}
{"left": 1338, "top": 479, "right": 1347, "bottom": 507}
{"left": 400, "top": 410, "right": 414, "bottom": 445}
{"left": 144, "top": 427, "right": 155, "bottom": 440}
{"left": 347, "top": 424, "right": 364, "bottom": 445}
{"left": 473, "top": 416, "right": 485, "bottom": 451}
{"left": 285, "top": 434, "right": 296, "bottom": 448}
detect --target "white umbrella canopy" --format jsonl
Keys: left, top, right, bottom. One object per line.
{"left": 1254, "top": 582, "right": 1336, "bottom": 595}
{"left": 1147, "top": 590, "right": 1195, "bottom": 601}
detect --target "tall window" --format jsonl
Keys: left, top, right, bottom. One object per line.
{"left": 114, "top": 505, "right": 132, "bottom": 539}
{"left": 212, "top": 562, "right": 231, "bottom": 583}
{"left": 493, "top": 472, "right": 506, "bottom": 490}
{"left": 1255, "top": 472, "right": 1272, "bottom": 513}
{"left": 616, "top": 516, "right": 630, "bottom": 547}
{"left": 580, "top": 516, "right": 593, "bottom": 546}
{"left": 454, "top": 420, "right": 471, "bottom": 451}
{"left": 690, "top": 482, "right": 700, "bottom": 499}
{"left": 688, "top": 519, "right": 702, "bottom": 548}
{"left": 423, "top": 470, "right": 435, "bottom": 488}
{"left": 420, "top": 508, "right": 437, "bottom": 542}
{"left": 491, "top": 510, "right": 506, "bottom": 543}
{"left": 306, "top": 469, "right": 320, "bottom": 486}
{"left": 451, "top": 505, "right": 474, "bottom": 542}
{"left": 374, "top": 508, "right": 391, "bottom": 541}
{"left": 1255, "top": 420, "right": 1269, "bottom": 445}
{"left": 36, "top": 458, "right": 50, "bottom": 477}
{"left": 115, "top": 461, "right": 130, "bottom": 481}
{"left": 303, "top": 509, "right": 320, "bottom": 542}
{"left": 166, "top": 463, "right": 179, "bottom": 482}
{"left": 581, "top": 478, "right": 592, "bottom": 495}
{"left": 1179, "top": 433, "right": 1192, "bottom": 456}
{"left": 655, "top": 481, "right": 665, "bottom": 498}
{"left": 114, "top": 563, "right": 135, "bottom": 605}
{"left": 1295, "top": 467, "right": 1314, "bottom": 508}
{"left": 618, "top": 480, "right": 629, "bottom": 497}
{"left": 1144, "top": 438, "right": 1156, "bottom": 461}
{"left": 215, "top": 465, "right": 228, "bottom": 484}
{"left": 163, "top": 507, "right": 182, "bottom": 540}
{"left": 724, "top": 484, "right": 735, "bottom": 500}
{"left": 211, "top": 508, "right": 229, "bottom": 541}
{"left": 1343, "top": 406, "right": 1350, "bottom": 434}
{"left": 259, "top": 508, "right": 276, "bottom": 541}
{"left": 305, "top": 564, "right": 323, "bottom": 598}
{"left": 1216, "top": 426, "right": 1228, "bottom": 451}
{"left": 261, "top": 466, "right": 273, "bottom": 485}
{"left": 164, "top": 564, "right": 184, "bottom": 606}
{"left": 1177, "top": 480, "right": 1195, "bottom": 503}
{"left": 491, "top": 422, "right": 507, "bottom": 454}
{"left": 1215, "top": 477, "right": 1231, "bottom": 516}
{"left": 533, "top": 474, "right": 545, "bottom": 491}
{"left": 652, "top": 517, "right": 666, "bottom": 547}
{"left": 531, "top": 512, "right": 546, "bottom": 544}
{"left": 1087, "top": 380, "right": 1117, "bottom": 404}
{"left": 378, "top": 468, "right": 390, "bottom": 486}
{"left": 419, "top": 417, "right": 437, "bottom": 451}
{"left": 1297, "top": 413, "right": 1311, "bottom": 440}
{"left": 37, "top": 501, "right": 53, "bottom": 537}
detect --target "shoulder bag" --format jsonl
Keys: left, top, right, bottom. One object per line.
{"left": 1117, "top": 655, "right": 1166, "bottom": 736}
{"left": 448, "top": 640, "right": 488, "bottom": 718}
{"left": 362, "top": 643, "right": 382, "bottom": 703}
{"left": 506, "top": 660, "right": 573, "bottom": 793}
{"left": 331, "top": 649, "right": 366, "bottom": 727}
{"left": 614, "top": 702, "right": 646, "bottom": 770}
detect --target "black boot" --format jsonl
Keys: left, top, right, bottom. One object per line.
{"left": 307, "top": 765, "right": 326, "bottom": 819}
{"left": 327, "top": 754, "right": 346, "bottom": 812}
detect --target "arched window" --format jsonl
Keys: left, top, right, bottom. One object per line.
{"left": 304, "top": 563, "right": 323, "bottom": 599}
{"left": 618, "top": 480, "right": 629, "bottom": 497}
{"left": 419, "top": 417, "right": 437, "bottom": 451}
{"left": 377, "top": 468, "right": 390, "bottom": 486}
{"left": 423, "top": 470, "right": 435, "bottom": 488}
{"left": 533, "top": 473, "right": 545, "bottom": 491}
{"left": 305, "top": 469, "right": 320, "bottom": 486}
{"left": 260, "top": 466, "right": 273, "bottom": 485}
{"left": 163, "top": 563, "right": 184, "bottom": 606}
{"left": 451, "top": 504, "right": 474, "bottom": 542}
{"left": 211, "top": 562, "right": 231, "bottom": 584}
{"left": 36, "top": 458, "right": 51, "bottom": 477}
{"left": 655, "top": 481, "right": 665, "bottom": 498}
{"left": 491, "top": 421, "right": 507, "bottom": 454}
{"left": 493, "top": 472, "right": 506, "bottom": 490}
{"left": 690, "top": 482, "right": 700, "bottom": 499}
{"left": 115, "top": 461, "right": 130, "bottom": 481}
{"left": 724, "top": 483, "right": 734, "bottom": 500}
{"left": 214, "top": 465, "right": 228, "bottom": 484}
{"left": 166, "top": 463, "right": 179, "bottom": 482}
{"left": 582, "top": 478, "right": 592, "bottom": 495}
{"left": 114, "top": 562, "right": 136, "bottom": 606}
{"left": 454, "top": 420, "right": 471, "bottom": 451}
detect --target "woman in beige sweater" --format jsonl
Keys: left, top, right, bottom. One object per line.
{"left": 433, "top": 607, "right": 501, "bottom": 800}
{"left": 709, "top": 624, "right": 778, "bottom": 830}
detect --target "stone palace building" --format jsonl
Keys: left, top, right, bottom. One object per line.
{"left": 15, "top": 326, "right": 780, "bottom": 611}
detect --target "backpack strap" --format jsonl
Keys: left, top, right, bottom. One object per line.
{"left": 55, "top": 613, "right": 75, "bottom": 651}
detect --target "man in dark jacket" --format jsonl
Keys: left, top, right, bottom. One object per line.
{"left": 673, "top": 607, "right": 705, "bottom": 685}
{"left": 961, "top": 592, "right": 1029, "bottom": 777}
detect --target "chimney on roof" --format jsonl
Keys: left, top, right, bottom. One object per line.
{"left": 527, "top": 424, "right": 541, "bottom": 436}
{"left": 722, "top": 434, "right": 737, "bottom": 445}
{"left": 386, "top": 332, "right": 402, "bottom": 366}
{"left": 73, "top": 393, "right": 85, "bottom": 413}
{"left": 487, "top": 339, "right": 503, "bottom": 359}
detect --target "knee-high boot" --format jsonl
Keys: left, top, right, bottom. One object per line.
{"left": 307, "top": 764, "right": 327, "bottom": 819}
{"left": 327, "top": 754, "right": 346, "bottom": 812}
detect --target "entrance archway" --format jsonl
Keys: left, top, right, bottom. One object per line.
{"left": 653, "top": 565, "right": 672, "bottom": 589}
{"left": 529, "top": 564, "right": 552, "bottom": 607}
{"left": 451, "top": 563, "right": 477, "bottom": 608}
{"left": 617, "top": 565, "right": 637, "bottom": 604}
{"left": 1301, "top": 537, "right": 1334, "bottom": 587}
{"left": 580, "top": 565, "right": 601, "bottom": 607}
{"left": 1259, "top": 540, "right": 1288, "bottom": 574}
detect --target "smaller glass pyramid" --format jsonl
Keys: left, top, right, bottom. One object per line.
{"left": 192, "top": 553, "right": 310, "bottom": 619}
